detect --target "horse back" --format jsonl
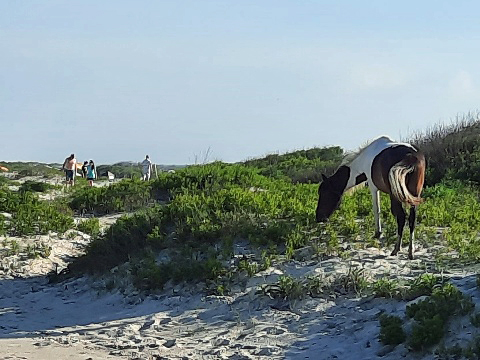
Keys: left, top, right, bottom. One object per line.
{"left": 371, "top": 146, "right": 425, "bottom": 196}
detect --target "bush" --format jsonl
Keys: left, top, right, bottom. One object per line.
{"left": 373, "top": 278, "right": 399, "bottom": 298}
{"left": 379, "top": 314, "right": 406, "bottom": 345}
{"left": 406, "top": 283, "right": 475, "bottom": 350}
{"left": 77, "top": 218, "right": 101, "bottom": 237}
{"left": 243, "top": 146, "right": 344, "bottom": 183}
{"left": 69, "top": 178, "right": 151, "bottom": 215}
{"left": 19, "top": 180, "right": 55, "bottom": 193}
{"left": 0, "top": 189, "right": 73, "bottom": 236}
{"left": 411, "top": 113, "right": 480, "bottom": 185}
{"left": 130, "top": 254, "right": 226, "bottom": 291}
{"left": 70, "top": 206, "right": 166, "bottom": 273}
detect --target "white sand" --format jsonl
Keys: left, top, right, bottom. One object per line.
{"left": 0, "top": 238, "right": 478, "bottom": 360}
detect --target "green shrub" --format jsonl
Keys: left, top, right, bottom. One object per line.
{"left": 373, "top": 278, "right": 399, "bottom": 298}
{"left": 0, "top": 214, "right": 7, "bottom": 236}
{"left": 70, "top": 206, "right": 166, "bottom": 273}
{"left": 6, "top": 239, "right": 20, "bottom": 256}
{"left": 0, "top": 176, "right": 12, "bottom": 186}
{"left": 77, "top": 218, "right": 101, "bottom": 237}
{"left": 335, "top": 266, "right": 369, "bottom": 294}
{"left": 69, "top": 178, "right": 151, "bottom": 215}
{"left": 0, "top": 189, "right": 74, "bottom": 236}
{"left": 130, "top": 253, "right": 227, "bottom": 291}
{"left": 19, "top": 180, "right": 55, "bottom": 193}
{"left": 378, "top": 314, "right": 406, "bottom": 345}
{"left": 409, "top": 315, "right": 444, "bottom": 350}
{"left": 411, "top": 113, "right": 480, "bottom": 185}
{"left": 406, "top": 283, "right": 475, "bottom": 350}
{"left": 403, "top": 273, "right": 445, "bottom": 300}
{"left": 26, "top": 242, "right": 52, "bottom": 259}
{"left": 268, "top": 275, "right": 306, "bottom": 301}
{"left": 2, "top": 162, "right": 61, "bottom": 178}
{"left": 243, "top": 146, "right": 344, "bottom": 183}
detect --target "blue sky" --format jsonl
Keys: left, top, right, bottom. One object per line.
{"left": 1, "top": 1, "right": 480, "bottom": 164}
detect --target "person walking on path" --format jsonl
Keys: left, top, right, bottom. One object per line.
{"left": 62, "top": 154, "right": 77, "bottom": 186}
{"left": 141, "top": 155, "right": 153, "bottom": 181}
{"left": 86, "top": 160, "right": 96, "bottom": 186}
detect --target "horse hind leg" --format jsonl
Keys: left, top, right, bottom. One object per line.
{"left": 408, "top": 206, "right": 417, "bottom": 260}
{"left": 369, "top": 186, "right": 382, "bottom": 238}
{"left": 390, "top": 196, "right": 406, "bottom": 256}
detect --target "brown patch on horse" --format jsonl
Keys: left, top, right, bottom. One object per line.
{"left": 371, "top": 146, "right": 425, "bottom": 205}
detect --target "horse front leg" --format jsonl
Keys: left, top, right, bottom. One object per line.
{"left": 407, "top": 206, "right": 417, "bottom": 260}
{"left": 370, "top": 186, "right": 382, "bottom": 238}
{"left": 390, "top": 196, "right": 406, "bottom": 256}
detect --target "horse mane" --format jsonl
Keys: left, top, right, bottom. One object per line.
{"left": 341, "top": 135, "right": 395, "bottom": 165}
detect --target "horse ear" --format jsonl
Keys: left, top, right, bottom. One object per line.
{"left": 321, "top": 174, "right": 327, "bottom": 182}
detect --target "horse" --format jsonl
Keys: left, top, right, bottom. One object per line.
{"left": 315, "top": 135, "right": 425, "bottom": 260}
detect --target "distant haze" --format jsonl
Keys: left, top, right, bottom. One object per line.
{"left": 2, "top": 1, "right": 480, "bottom": 164}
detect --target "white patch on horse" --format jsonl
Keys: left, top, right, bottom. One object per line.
{"left": 342, "top": 135, "right": 415, "bottom": 191}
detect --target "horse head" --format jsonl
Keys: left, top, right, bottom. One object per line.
{"left": 316, "top": 173, "right": 343, "bottom": 222}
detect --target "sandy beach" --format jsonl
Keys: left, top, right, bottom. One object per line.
{"left": 0, "top": 232, "right": 478, "bottom": 360}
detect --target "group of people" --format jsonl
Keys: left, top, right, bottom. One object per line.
{"left": 62, "top": 154, "right": 155, "bottom": 186}
{"left": 62, "top": 154, "right": 96, "bottom": 186}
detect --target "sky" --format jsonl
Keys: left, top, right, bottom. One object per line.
{"left": 1, "top": 1, "right": 480, "bottom": 165}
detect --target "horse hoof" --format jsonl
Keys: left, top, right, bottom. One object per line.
{"left": 390, "top": 249, "right": 399, "bottom": 256}
{"left": 408, "top": 254, "right": 414, "bottom": 260}
{"left": 374, "top": 231, "right": 382, "bottom": 239}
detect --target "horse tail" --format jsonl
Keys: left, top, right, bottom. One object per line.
{"left": 388, "top": 153, "right": 424, "bottom": 206}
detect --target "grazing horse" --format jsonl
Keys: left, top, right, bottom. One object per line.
{"left": 316, "top": 135, "right": 425, "bottom": 259}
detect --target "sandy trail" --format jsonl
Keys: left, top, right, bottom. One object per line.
{"left": 0, "top": 338, "right": 118, "bottom": 360}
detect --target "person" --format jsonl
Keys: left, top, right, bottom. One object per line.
{"left": 81, "top": 161, "right": 88, "bottom": 178}
{"left": 62, "top": 154, "right": 77, "bottom": 186}
{"left": 86, "top": 160, "right": 96, "bottom": 186}
{"left": 141, "top": 155, "right": 153, "bottom": 181}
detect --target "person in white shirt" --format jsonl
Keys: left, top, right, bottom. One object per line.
{"left": 141, "top": 155, "right": 153, "bottom": 181}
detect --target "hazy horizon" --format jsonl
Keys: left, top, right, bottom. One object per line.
{"left": 2, "top": 1, "right": 480, "bottom": 164}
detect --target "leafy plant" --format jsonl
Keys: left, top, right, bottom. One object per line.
{"left": 19, "top": 180, "right": 55, "bottom": 193}
{"left": 378, "top": 314, "right": 406, "bottom": 345}
{"left": 26, "top": 242, "right": 52, "bottom": 259}
{"left": 372, "top": 278, "right": 400, "bottom": 298}
{"left": 335, "top": 266, "right": 369, "bottom": 294}
{"left": 77, "top": 218, "right": 101, "bottom": 237}
{"left": 406, "top": 283, "right": 475, "bottom": 350}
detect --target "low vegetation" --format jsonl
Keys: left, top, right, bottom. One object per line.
{"left": 243, "top": 146, "right": 343, "bottom": 183}
{"left": 0, "top": 188, "right": 73, "bottom": 236}
{"left": 76, "top": 218, "right": 101, "bottom": 237}
{"left": 0, "top": 162, "right": 61, "bottom": 178}
{"left": 66, "top": 146, "right": 480, "bottom": 292}
{"left": 19, "top": 180, "right": 57, "bottom": 193}
{"left": 379, "top": 282, "right": 475, "bottom": 351}
{"left": 69, "top": 178, "right": 151, "bottom": 215}
{"left": 379, "top": 314, "right": 406, "bottom": 345}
